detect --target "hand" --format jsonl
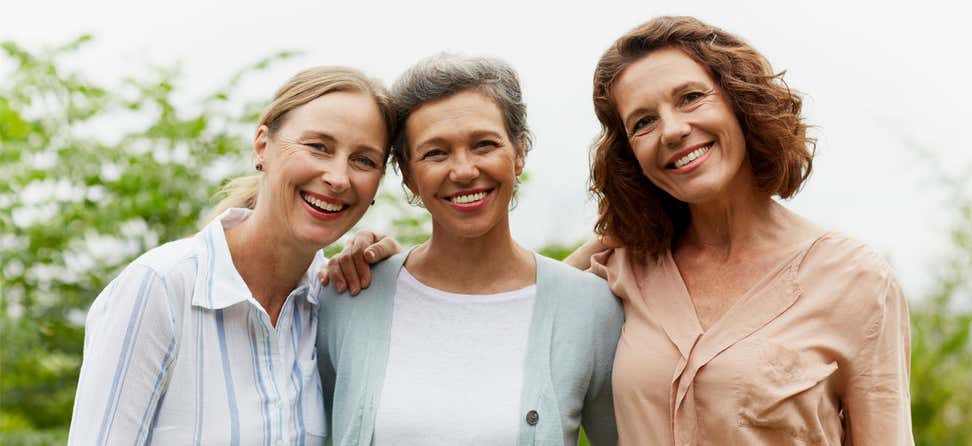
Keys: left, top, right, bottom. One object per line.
{"left": 318, "top": 230, "right": 401, "bottom": 295}
{"left": 563, "top": 234, "right": 620, "bottom": 270}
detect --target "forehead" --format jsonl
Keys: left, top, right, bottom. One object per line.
{"left": 279, "top": 90, "right": 387, "bottom": 146}
{"left": 405, "top": 90, "right": 506, "bottom": 144}
{"left": 612, "top": 47, "right": 715, "bottom": 110}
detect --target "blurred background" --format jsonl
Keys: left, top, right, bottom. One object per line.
{"left": 1, "top": 0, "right": 970, "bottom": 444}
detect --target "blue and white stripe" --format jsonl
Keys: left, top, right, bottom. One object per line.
{"left": 68, "top": 208, "right": 327, "bottom": 446}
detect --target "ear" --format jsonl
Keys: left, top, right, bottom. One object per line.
{"left": 253, "top": 125, "right": 271, "bottom": 168}
{"left": 402, "top": 166, "right": 418, "bottom": 196}
{"left": 513, "top": 138, "right": 526, "bottom": 177}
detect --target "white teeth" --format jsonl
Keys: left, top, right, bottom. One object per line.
{"left": 302, "top": 193, "right": 343, "bottom": 212}
{"left": 674, "top": 144, "right": 712, "bottom": 168}
{"left": 450, "top": 191, "right": 487, "bottom": 204}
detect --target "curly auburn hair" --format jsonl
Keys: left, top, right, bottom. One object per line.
{"left": 590, "top": 16, "right": 815, "bottom": 260}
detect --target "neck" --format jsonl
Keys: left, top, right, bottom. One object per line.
{"left": 224, "top": 208, "right": 318, "bottom": 324}
{"left": 407, "top": 215, "right": 534, "bottom": 293}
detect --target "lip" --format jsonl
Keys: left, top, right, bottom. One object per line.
{"left": 299, "top": 190, "right": 349, "bottom": 221}
{"left": 666, "top": 141, "right": 715, "bottom": 175}
{"left": 442, "top": 188, "right": 494, "bottom": 212}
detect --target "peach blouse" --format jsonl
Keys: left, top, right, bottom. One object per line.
{"left": 591, "top": 233, "right": 913, "bottom": 445}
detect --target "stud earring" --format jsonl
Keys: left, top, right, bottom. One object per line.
{"left": 255, "top": 163, "right": 263, "bottom": 171}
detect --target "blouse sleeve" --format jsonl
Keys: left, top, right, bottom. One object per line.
{"left": 842, "top": 274, "right": 915, "bottom": 445}
{"left": 68, "top": 263, "right": 178, "bottom": 446}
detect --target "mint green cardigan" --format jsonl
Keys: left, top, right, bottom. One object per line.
{"left": 316, "top": 252, "right": 623, "bottom": 446}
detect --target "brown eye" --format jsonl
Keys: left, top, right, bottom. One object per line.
{"left": 630, "top": 116, "right": 655, "bottom": 134}
{"left": 682, "top": 92, "right": 704, "bottom": 104}
{"left": 420, "top": 148, "right": 446, "bottom": 160}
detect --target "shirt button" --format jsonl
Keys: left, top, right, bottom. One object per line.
{"left": 525, "top": 410, "right": 539, "bottom": 425}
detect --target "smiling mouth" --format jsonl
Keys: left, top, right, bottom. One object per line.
{"left": 301, "top": 192, "right": 347, "bottom": 213}
{"left": 668, "top": 143, "right": 713, "bottom": 169}
{"left": 445, "top": 189, "right": 493, "bottom": 205}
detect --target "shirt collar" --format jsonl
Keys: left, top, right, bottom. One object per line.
{"left": 191, "top": 208, "right": 323, "bottom": 310}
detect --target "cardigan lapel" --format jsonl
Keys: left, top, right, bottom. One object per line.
{"left": 351, "top": 252, "right": 408, "bottom": 446}
{"left": 516, "top": 254, "right": 559, "bottom": 445}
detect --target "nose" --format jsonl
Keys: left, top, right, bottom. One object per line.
{"left": 659, "top": 110, "right": 691, "bottom": 148}
{"left": 321, "top": 158, "right": 351, "bottom": 193}
{"left": 448, "top": 150, "right": 479, "bottom": 183}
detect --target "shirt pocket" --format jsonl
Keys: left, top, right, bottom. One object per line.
{"left": 298, "top": 357, "right": 328, "bottom": 439}
{"left": 733, "top": 339, "right": 838, "bottom": 444}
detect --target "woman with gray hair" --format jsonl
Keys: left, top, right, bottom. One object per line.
{"left": 316, "top": 54, "right": 622, "bottom": 445}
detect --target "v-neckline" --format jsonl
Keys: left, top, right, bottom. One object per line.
{"left": 664, "top": 233, "right": 827, "bottom": 337}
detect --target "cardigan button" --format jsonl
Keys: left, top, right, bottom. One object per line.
{"left": 526, "top": 410, "right": 539, "bottom": 425}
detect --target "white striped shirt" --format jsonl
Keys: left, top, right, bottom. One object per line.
{"left": 68, "top": 208, "right": 326, "bottom": 446}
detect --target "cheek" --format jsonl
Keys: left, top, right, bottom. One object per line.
{"left": 630, "top": 140, "right": 660, "bottom": 175}
{"left": 353, "top": 172, "right": 383, "bottom": 198}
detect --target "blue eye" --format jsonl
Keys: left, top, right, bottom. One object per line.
{"left": 306, "top": 142, "right": 328, "bottom": 152}
{"left": 353, "top": 156, "right": 379, "bottom": 169}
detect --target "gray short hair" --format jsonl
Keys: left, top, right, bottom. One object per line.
{"left": 390, "top": 53, "right": 533, "bottom": 173}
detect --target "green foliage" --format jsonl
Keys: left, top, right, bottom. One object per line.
{"left": 909, "top": 200, "right": 972, "bottom": 445}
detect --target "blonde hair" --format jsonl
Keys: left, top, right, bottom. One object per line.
{"left": 208, "top": 66, "right": 395, "bottom": 221}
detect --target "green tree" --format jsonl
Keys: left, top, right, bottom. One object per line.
{"left": 909, "top": 195, "right": 972, "bottom": 445}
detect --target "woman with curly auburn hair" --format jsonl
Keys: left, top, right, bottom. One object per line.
{"left": 566, "top": 16, "right": 914, "bottom": 445}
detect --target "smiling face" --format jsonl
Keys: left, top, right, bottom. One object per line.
{"left": 612, "top": 47, "right": 751, "bottom": 205}
{"left": 403, "top": 89, "right": 524, "bottom": 240}
{"left": 254, "top": 90, "right": 387, "bottom": 248}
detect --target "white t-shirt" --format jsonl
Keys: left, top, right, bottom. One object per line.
{"left": 373, "top": 268, "right": 537, "bottom": 445}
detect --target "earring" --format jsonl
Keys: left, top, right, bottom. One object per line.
{"left": 255, "top": 162, "right": 263, "bottom": 171}
{"left": 371, "top": 199, "right": 375, "bottom": 206}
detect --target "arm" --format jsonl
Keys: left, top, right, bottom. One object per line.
{"left": 318, "top": 230, "right": 401, "bottom": 295}
{"left": 843, "top": 276, "right": 915, "bottom": 445}
{"left": 68, "top": 264, "right": 177, "bottom": 446}
{"left": 581, "top": 290, "right": 624, "bottom": 445}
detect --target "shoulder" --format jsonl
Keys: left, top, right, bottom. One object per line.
{"left": 129, "top": 236, "right": 202, "bottom": 280}
{"left": 536, "top": 254, "right": 623, "bottom": 324}
{"left": 93, "top": 235, "right": 203, "bottom": 313}
{"left": 799, "top": 232, "right": 896, "bottom": 286}
{"left": 317, "top": 252, "right": 405, "bottom": 319}
{"left": 796, "top": 232, "right": 903, "bottom": 320}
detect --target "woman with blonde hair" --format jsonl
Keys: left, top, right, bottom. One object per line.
{"left": 69, "top": 66, "right": 398, "bottom": 445}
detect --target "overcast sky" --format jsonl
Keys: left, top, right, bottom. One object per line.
{"left": 4, "top": 0, "right": 971, "bottom": 297}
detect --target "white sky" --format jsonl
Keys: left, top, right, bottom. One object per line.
{"left": 4, "top": 0, "right": 971, "bottom": 297}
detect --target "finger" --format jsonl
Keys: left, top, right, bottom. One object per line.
{"left": 344, "top": 236, "right": 371, "bottom": 293}
{"left": 365, "top": 236, "right": 401, "bottom": 263}
{"left": 352, "top": 248, "right": 371, "bottom": 292}
{"left": 318, "top": 268, "right": 330, "bottom": 286}
{"left": 326, "top": 257, "right": 346, "bottom": 293}
{"left": 338, "top": 252, "right": 362, "bottom": 295}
